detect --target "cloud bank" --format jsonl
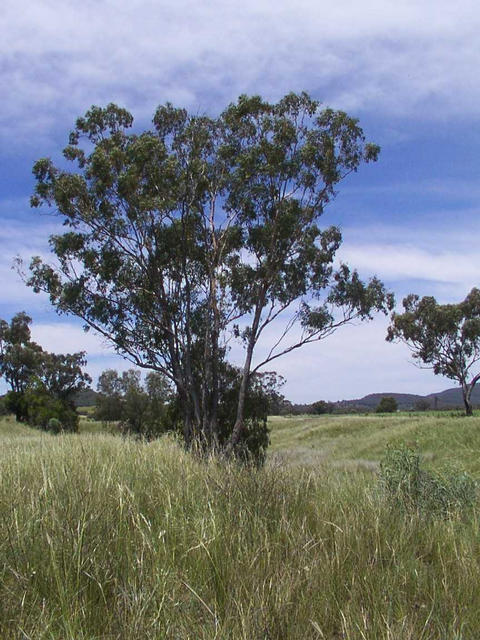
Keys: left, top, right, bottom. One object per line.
{"left": 2, "top": 0, "right": 480, "bottom": 150}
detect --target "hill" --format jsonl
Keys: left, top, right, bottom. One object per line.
{"left": 337, "top": 385, "right": 480, "bottom": 410}
{"left": 73, "top": 388, "right": 98, "bottom": 407}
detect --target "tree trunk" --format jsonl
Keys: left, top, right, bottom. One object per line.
{"left": 224, "top": 293, "right": 265, "bottom": 455}
{"left": 462, "top": 383, "right": 473, "bottom": 417}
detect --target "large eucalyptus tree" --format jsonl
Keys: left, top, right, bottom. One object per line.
{"left": 27, "top": 92, "right": 393, "bottom": 453}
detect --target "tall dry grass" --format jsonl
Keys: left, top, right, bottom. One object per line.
{"left": 0, "top": 428, "right": 479, "bottom": 638}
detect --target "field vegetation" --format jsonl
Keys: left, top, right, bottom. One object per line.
{"left": 0, "top": 412, "right": 479, "bottom": 639}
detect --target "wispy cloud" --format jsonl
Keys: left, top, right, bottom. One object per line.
{"left": 337, "top": 221, "right": 480, "bottom": 301}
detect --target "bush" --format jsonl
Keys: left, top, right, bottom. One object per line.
{"left": 47, "top": 417, "right": 62, "bottom": 434}
{"left": 0, "top": 396, "right": 9, "bottom": 416}
{"left": 414, "top": 398, "right": 431, "bottom": 411}
{"left": 376, "top": 396, "right": 398, "bottom": 413}
{"left": 311, "top": 400, "right": 335, "bottom": 415}
{"left": 23, "top": 388, "right": 79, "bottom": 432}
{"left": 379, "top": 444, "right": 477, "bottom": 517}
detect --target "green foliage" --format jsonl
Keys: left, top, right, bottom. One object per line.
{"left": 95, "top": 368, "right": 171, "bottom": 439}
{"left": 0, "top": 313, "right": 44, "bottom": 420}
{"left": 311, "top": 399, "right": 335, "bottom": 414}
{"left": 0, "top": 312, "right": 90, "bottom": 430}
{"left": 379, "top": 444, "right": 477, "bottom": 517}
{"left": 27, "top": 92, "right": 392, "bottom": 454}
{"left": 22, "top": 387, "right": 78, "bottom": 432}
{"left": 216, "top": 366, "right": 273, "bottom": 465}
{"left": 414, "top": 398, "right": 431, "bottom": 411}
{"left": 376, "top": 396, "right": 398, "bottom": 413}
{"left": 47, "top": 417, "right": 62, "bottom": 434}
{"left": 388, "top": 288, "right": 480, "bottom": 415}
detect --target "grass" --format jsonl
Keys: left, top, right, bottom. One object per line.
{"left": 0, "top": 413, "right": 479, "bottom": 638}
{"left": 269, "top": 412, "right": 480, "bottom": 475}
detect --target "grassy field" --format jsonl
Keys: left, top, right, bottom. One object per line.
{"left": 0, "top": 413, "right": 479, "bottom": 639}
{"left": 269, "top": 412, "right": 480, "bottom": 475}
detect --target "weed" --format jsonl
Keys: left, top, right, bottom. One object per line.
{"left": 379, "top": 444, "right": 477, "bottom": 517}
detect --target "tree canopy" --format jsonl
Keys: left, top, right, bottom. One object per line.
{"left": 95, "top": 368, "right": 171, "bottom": 438}
{"left": 375, "top": 396, "right": 397, "bottom": 414}
{"left": 387, "top": 288, "right": 480, "bottom": 416}
{"left": 26, "top": 91, "right": 393, "bottom": 453}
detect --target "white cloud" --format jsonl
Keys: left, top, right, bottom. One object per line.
{"left": 2, "top": 0, "right": 480, "bottom": 150}
{"left": 341, "top": 243, "right": 480, "bottom": 290}
{"left": 29, "top": 322, "right": 112, "bottom": 357}
{"left": 254, "top": 315, "right": 453, "bottom": 402}
{"left": 335, "top": 221, "right": 480, "bottom": 302}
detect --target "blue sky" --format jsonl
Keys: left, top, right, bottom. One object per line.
{"left": 1, "top": 0, "right": 480, "bottom": 402}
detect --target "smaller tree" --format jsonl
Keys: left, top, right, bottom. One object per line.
{"left": 312, "top": 400, "right": 335, "bottom": 415}
{"left": 0, "top": 312, "right": 43, "bottom": 421}
{"left": 387, "top": 289, "right": 480, "bottom": 416}
{"left": 95, "top": 369, "right": 124, "bottom": 423}
{"left": 414, "top": 398, "right": 431, "bottom": 412}
{"left": 376, "top": 396, "right": 398, "bottom": 414}
{"left": 0, "top": 312, "right": 91, "bottom": 430}
{"left": 95, "top": 368, "right": 171, "bottom": 438}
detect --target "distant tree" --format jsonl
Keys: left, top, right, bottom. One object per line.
{"left": 311, "top": 400, "right": 335, "bottom": 414}
{"left": 0, "top": 313, "right": 43, "bottom": 420}
{"left": 252, "top": 371, "right": 286, "bottom": 416}
{"left": 0, "top": 396, "right": 7, "bottom": 416}
{"left": 376, "top": 396, "right": 398, "bottom": 413}
{"left": 414, "top": 398, "right": 431, "bottom": 412}
{"left": 0, "top": 312, "right": 90, "bottom": 430}
{"left": 119, "top": 370, "right": 151, "bottom": 436}
{"left": 387, "top": 289, "right": 480, "bottom": 416}
{"left": 26, "top": 92, "right": 393, "bottom": 455}
{"left": 21, "top": 383, "right": 80, "bottom": 432}
{"left": 95, "top": 369, "right": 124, "bottom": 423}
{"left": 40, "top": 351, "right": 90, "bottom": 405}
{"left": 95, "top": 368, "right": 171, "bottom": 438}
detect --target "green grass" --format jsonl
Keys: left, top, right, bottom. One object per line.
{"left": 269, "top": 413, "right": 480, "bottom": 475}
{"left": 0, "top": 413, "right": 479, "bottom": 638}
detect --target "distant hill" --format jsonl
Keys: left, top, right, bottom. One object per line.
{"left": 425, "top": 387, "right": 480, "bottom": 407}
{"left": 73, "top": 388, "right": 98, "bottom": 407}
{"left": 337, "top": 392, "right": 425, "bottom": 410}
{"left": 338, "top": 386, "right": 480, "bottom": 410}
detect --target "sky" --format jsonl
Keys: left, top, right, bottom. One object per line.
{"left": 1, "top": 0, "right": 480, "bottom": 402}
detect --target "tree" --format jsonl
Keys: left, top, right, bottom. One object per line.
{"left": 95, "top": 368, "right": 124, "bottom": 423}
{"left": 26, "top": 92, "right": 393, "bottom": 455}
{"left": 376, "top": 396, "right": 398, "bottom": 413}
{"left": 312, "top": 400, "right": 335, "bottom": 414}
{"left": 95, "top": 368, "right": 171, "bottom": 438}
{"left": 414, "top": 398, "right": 431, "bottom": 412}
{"left": 0, "top": 312, "right": 91, "bottom": 430}
{"left": 0, "top": 312, "right": 43, "bottom": 420}
{"left": 387, "top": 289, "right": 480, "bottom": 416}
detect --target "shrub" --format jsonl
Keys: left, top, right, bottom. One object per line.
{"left": 414, "top": 398, "right": 431, "bottom": 411}
{"left": 47, "top": 417, "right": 62, "bottom": 434}
{"left": 0, "top": 396, "right": 10, "bottom": 416}
{"left": 23, "top": 388, "right": 79, "bottom": 432}
{"left": 379, "top": 444, "right": 477, "bottom": 517}
{"left": 376, "top": 396, "right": 398, "bottom": 413}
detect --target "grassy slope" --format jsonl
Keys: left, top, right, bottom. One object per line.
{"left": 0, "top": 414, "right": 479, "bottom": 639}
{"left": 269, "top": 412, "right": 480, "bottom": 476}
